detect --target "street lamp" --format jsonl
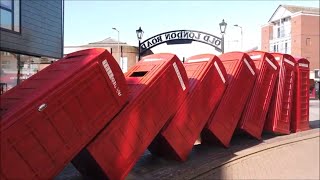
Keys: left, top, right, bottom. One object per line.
{"left": 234, "top": 24, "right": 243, "bottom": 50}
{"left": 112, "top": 27, "right": 120, "bottom": 63}
{"left": 136, "top": 26, "right": 144, "bottom": 61}
{"left": 219, "top": 19, "right": 227, "bottom": 53}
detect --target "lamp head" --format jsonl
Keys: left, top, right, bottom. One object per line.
{"left": 219, "top": 19, "right": 227, "bottom": 34}
{"left": 136, "top": 27, "right": 144, "bottom": 40}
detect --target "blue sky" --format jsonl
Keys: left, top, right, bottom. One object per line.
{"left": 64, "top": 1, "right": 319, "bottom": 58}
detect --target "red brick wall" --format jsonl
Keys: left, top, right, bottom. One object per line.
{"left": 261, "top": 25, "right": 273, "bottom": 52}
{"left": 291, "top": 14, "right": 320, "bottom": 70}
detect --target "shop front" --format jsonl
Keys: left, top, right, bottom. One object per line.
{"left": 0, "top": 51, "right": 55, "bottom": 94}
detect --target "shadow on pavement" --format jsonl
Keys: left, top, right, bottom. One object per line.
{"left": 128, "top": 132, "right": 265, "bottom": 180}
{"left": 55, "top": 121, "right": 319, "bottom": 180}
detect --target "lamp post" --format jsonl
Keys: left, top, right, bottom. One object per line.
{"left": 234, "top": 24, "right": 243, "bottom": 50}
{"left": 136, "top": 27, "right": 144, "bottom": 61}
{"left": 219, "top": 19, "right": 227, "bottom": 53}
{"left": 112, "top": 27, "right": 120, "bottom": 63}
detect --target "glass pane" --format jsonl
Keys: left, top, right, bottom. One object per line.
{"left": 20, "top": 55, "right": 40, "bottom": 80}
{"left": 0, "top": 9, "right": 12, "bottom": 30}
{"left": 0, "top": 51, "right": 18, "bottom": 93}
{"left": 0, "top": 0, "right": 12, "bottom": 10}
{"left": 13, "top": 0, "right": 19, "bottom": 32}
{"left": 120, "top": 57, "right": 128, "bottom": 73}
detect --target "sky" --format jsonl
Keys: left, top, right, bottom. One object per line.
{"left": 64, "top": 0, "right": 319, "bottom": 59}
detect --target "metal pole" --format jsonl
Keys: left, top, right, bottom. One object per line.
{"left": 17, "top": 54, "right": 21, "bottom": 85}
{"left": 112, "top": 28, "right": 120, "bottom": 64}
{"left": 221, "top": 34, "right": 225, "bottom": 53}
{"left": 117, "top": 31, "right": 120, "bottom": 62}
{"left": 234, "top": 25, "right": 242, "bottom": 51}
{"left": 241, "top": 27, "right": 243, "bottom": 50}
{"left": 138, "top": 40, "right": 141, "bottom": 61}
{"left": 117, "top": 31, "right": 121, "bottom": 68}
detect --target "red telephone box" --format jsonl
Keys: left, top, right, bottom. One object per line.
{"left": 202, "top": 52, "right": 256, "bottom": 147}
{"left": 264, "top": 53, "right": 296, "bottom": 134}
{"left": 148, "top": 54, "right": 227, "bottom": 161}
{"left": 291, "top": 57, "right": 310, "bottom": 132}
{"left": 72, "top": 53, "right": 189, "bottom": 180}
{"left": 238, "top": 51, "right": 279, "bottom": 139}
{"left": 0, "top": 48, "right": 128, "bottom": 179}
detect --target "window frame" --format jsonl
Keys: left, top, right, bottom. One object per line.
{"left": 306, "top": 38, "right": 311, "bottom": 46}
{"left": 285, "top": 42, "right": 288, "bottom": 53}
{"left": 0, "top": 0, "right": 13, "bottom": 11}
{"left": 0, "top": 0, "right": 21, "bottom": 34}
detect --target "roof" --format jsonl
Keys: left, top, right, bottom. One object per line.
{"left": 81, "top": 37, "right": 129, "bottom": 47}
{"left": 282, "top": 4, "right": 319, "bottom": 14}
{"left": 268, "top": 4, "right": 319, "bottom": 22}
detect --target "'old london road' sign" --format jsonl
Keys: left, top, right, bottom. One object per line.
{"left": 140, "top": 30, "right": 222, "bottom": 55}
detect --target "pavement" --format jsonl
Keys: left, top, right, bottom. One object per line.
{"left": 55, "top": 100, "right": 320, "bottom": 180}
{"left": 194, "top": 136, "right": 319, "bottom": 179}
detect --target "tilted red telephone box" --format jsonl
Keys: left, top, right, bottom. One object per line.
{"left": 264, "top": 53, "right": 296, "bottom": 134}
{"left": 0, "top": 48, "right": 128, "bottom": 179}
{"left": 238, "top": 51, "right": 279, "bottom": 139}
{"left": 72, "top": 53, "right": 189, "bottom": 180}
{"left": 291, "top": 57, "right": 310, "bottom": 132}
{"left": 201, "top": 52, "right": 256, "bottom": 147}
{"left": 148, "top": 54, "right": 227, "bottom": 161}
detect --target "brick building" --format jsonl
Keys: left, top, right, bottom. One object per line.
{"left": 261, "top": 5, "right": 319, "bottom": 79}
{"left": 64, "top": 37, "right": 153, "bottom": 73}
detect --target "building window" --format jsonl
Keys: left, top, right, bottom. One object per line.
{"left": 1, "top": 51, "right": 55, "bottom": 94}
{"left": 306, "top": 38, "right": 311, "bottom": 46}
{"left": 273, "top": 45, "right": 276, "bottom": 52}
{"left": 0, "top": 0, "right": 20, "bottom": 32}
{"left": 280, "top": 27, "right": 285, "bottom": 38}
{"left": 285, "top": 42, "right": 288, "bottom": 53}
{"left": 272, "top": 18, "right": 291, "bottom": 39}
{"left": 120, "top": 57, "right": 128, "bottom": 73}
